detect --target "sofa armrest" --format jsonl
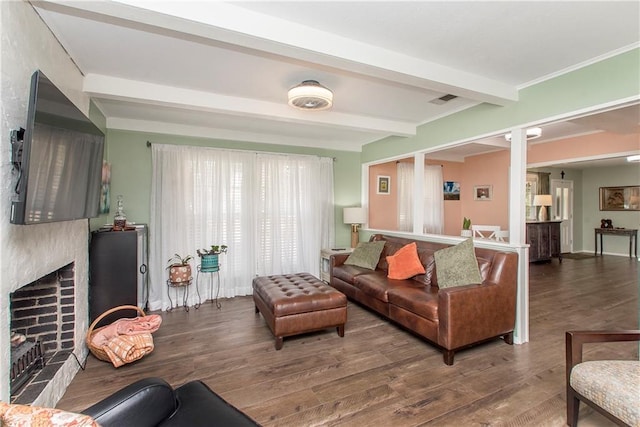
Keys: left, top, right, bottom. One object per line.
{"left": 438, "top": 278, "right": 516, "bottom": 350}
{"left": 330, "top": 253, "right": 350, "bottom": 268}
{"left": 82, "top": 377, "right": 177, "bottom": 427}
{"left": 162, "top": 380, "right": 260, "bottom": 426}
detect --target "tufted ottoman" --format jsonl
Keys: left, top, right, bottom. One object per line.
{"left": 253, "top": 273, "right": 347, "bottom": 350}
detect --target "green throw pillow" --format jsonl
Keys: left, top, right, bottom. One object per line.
{"left": 344, "top": 240, "right": 386, "bottom": 270}
{"left": 433, "top": 238, "right": 482, "bottom": 288}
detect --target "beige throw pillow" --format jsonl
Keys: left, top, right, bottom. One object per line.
{"left": 433, "top": 238, "right": 482, "bottom": 288}
{"left": 344, "top": 241, "right": 386, "bottom": 270}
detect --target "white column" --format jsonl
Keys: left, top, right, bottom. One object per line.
{"left": 509, "top": 128, "right": 530, "bottom": 344}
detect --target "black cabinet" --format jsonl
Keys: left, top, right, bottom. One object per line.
{"left": 526, "top": 221, "right": 562, "bottom": 263}
{"left": 89, "top": 225, "right": 148, "bottom": 327}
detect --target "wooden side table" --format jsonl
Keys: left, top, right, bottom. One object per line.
{"left": 320, "top": 248, "right": 353, "bottom": 282}
{"left": 594, "top": 228, "right": 638, "bottom": 258}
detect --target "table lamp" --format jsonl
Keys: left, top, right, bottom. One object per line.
{"left": 344, "top": 207, "right": 367, "bottom": 248}
{"left": 533, "top": 194, "right": 552, "bottom": 221}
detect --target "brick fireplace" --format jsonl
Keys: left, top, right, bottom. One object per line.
{"left": 10, "top": 264, "right": 76, "bottom": 403}
{"left": 0, "top": 222, "right": 92, "bottom": 407}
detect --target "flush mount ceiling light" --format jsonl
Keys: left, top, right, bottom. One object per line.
{"left": 504, "top": 127, "right": 542, "bottom": 142}
{"left": 288, "top": 80, "right": 333, "bottom": 111}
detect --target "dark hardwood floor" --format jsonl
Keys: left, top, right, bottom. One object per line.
{"left": 58, "top": 255, "right": 638, "bottom": 426}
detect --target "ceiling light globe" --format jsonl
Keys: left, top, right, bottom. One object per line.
{"left": 288, "top": 80, "right": 333, "bottom": 111}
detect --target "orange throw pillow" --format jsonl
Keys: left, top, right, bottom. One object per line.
{"left": 386, "top": 242, "right": 426, "bottom": 280}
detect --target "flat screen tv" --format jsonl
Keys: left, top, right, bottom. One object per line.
{"left": 11, "top": 70, "right": 105, "bottom": 225}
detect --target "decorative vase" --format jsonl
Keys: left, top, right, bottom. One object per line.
{"left": 461, "top": 229, "right": 472, "bottom": 238}
{"left": 201, "top": 254, "right": 220, "bottom": 272}
{"left": 169, "top": 264, "right": 192, "bottom": 285}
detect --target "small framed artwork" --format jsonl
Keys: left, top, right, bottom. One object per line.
{"left": 377, "top": 176, "right": 390, "bottom": 195}
{"left": 443, "top": 181, "right": 460, "bottom": 200}
{"left": 599, "top": 186, "right": 640, "bottom": 211}
{"left": 474, "top": 185, "right": 493, "bottom": 201}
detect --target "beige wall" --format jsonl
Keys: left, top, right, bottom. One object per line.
{"left": 368, "top": 151, "right": 511, "bottom": 236}
{"left": 368, "top": 162, "right": 398, "bottom": 230}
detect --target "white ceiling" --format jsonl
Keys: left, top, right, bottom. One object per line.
{"left": 31, "top": 1, "right": 640, "bottom": 155}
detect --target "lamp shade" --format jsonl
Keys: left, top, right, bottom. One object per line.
{"left": 533, "top": 194, "right": 552, "bottom": 206}
{"left": 343, "top": 207, "right": 367, "bottom": 224}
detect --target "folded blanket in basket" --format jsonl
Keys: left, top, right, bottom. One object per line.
{"left": 102, "top": 333, "right": 154, "bottom": 368}
{"left": 92, "top": 314, "right": 162, "bottom": 348}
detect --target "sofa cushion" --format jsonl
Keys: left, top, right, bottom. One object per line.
{"left": 344, "top": 240, "right": 385, "bottom": 270}
{"left": 354, "top": 271, "right": 418, "bottom": 303}
{"left": 570, "top": 360, "right": 640, "bottom": 427}
{"left": 387, "top": 242, "right": 426, "bottom": 280}
{"left": 1, "top": 403, "right": 99, "bottom": 427}
{"left": 433, "top": 238, "right": 482, "bottom": 288}
{"left": 387, "top": 286, "right": 439, "bottom": 321}
{"left": 332, "top": 263, "right": 377, "bottom": 284}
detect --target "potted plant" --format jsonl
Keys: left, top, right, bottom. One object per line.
{"left": 167, "top": 253, "right": 193, "bottom": 285}
{"left": 461, "top": 217, "right": 472, "bottom": 237}
{"left": 197, "top": 245, "right": 228, "bottom": 272}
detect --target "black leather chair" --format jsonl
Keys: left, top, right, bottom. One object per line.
{"left": 82, "top": 377, "right": 260, "bottom": 427}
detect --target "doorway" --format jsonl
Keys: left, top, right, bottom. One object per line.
{"left": 551, "top": 179, "right": 574, "bottom": 253}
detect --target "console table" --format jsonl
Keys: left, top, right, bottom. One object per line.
{"left": 594, "top": 228, "right": 638, "bottom": 258}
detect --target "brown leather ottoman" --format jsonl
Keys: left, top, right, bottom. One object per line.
{"left": 253, "top": 273, "right": 347, "bottom": 350}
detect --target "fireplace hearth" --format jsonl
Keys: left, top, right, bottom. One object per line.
{"left": 9, "top": 263, "right": 76, "bottom": 404}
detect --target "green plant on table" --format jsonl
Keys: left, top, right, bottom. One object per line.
{"left": 167, "top": 253, "right": 193, "bottom": 268}
{"left": 462, "top": 217, "right": 472, "bottom": 230}
{"left": 197, "top": 245, "right": 228, "bottom": 257}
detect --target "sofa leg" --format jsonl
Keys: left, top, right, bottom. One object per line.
{"left": 443, "top": 350, "right": 454, "bottom": 365}
{"left": 254, "top": 305, "right": 259, "bottom": 314}
{"left": 504, "top": 331, "right": 514, "bottom": 345}
{"left": 337, "top": 325, "right": 345, "bottom": 337}
{"left": 275, "top": 337, "right": 283, "bottom": 350}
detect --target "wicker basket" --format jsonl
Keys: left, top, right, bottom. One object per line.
{"left": 86, "top": 305, "right": 146, "bottom": 362}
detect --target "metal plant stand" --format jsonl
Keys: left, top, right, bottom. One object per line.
{"left": 196, "top": 265, "right": 221, "bottom": 309}
{"left": 166, "top": 278, "right": 195, "bottom": 312}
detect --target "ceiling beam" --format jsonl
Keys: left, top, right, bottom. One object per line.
{"left": 35, "top": 0, "right": 518, "bottom": 106}
{"left": 84, "top": 74, "right": 417, "bottom": 136}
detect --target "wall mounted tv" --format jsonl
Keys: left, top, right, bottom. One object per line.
{"left": 11, "top": 70, "right": 105, "bottom": 225}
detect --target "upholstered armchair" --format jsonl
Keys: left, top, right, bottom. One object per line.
{"left": 565, "top": 330, "right": 640, "bottom": 426}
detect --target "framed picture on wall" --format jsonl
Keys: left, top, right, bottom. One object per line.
{"left": 443, "top": 181, "right": 460, "bottom": 200}
{"left": 377, "top": 175, "right": 390, "bottom": 195}
{"left": 474, "top": 185, "right": 492, "bottom": 201}
{"left": 599, "top": 186, "right": 640, "bottom": 211}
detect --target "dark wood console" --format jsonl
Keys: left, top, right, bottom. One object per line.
{"left": 594, "top": 228, "right": 637, "bottom": 258}
{"left": 526, "top": 221, "right": 562, "bottom": 263}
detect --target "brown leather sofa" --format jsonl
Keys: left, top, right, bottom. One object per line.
{"left": 330, "top": 234, "right": 518, "bottom": 365}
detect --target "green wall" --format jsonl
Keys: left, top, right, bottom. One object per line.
{"left": 362, "top": 49, "right": 640, "bottom": 163}
{"left": 90, "top": 131, "right": 361, "bottom": 248}
{"left": 582, "top": 164, "right": 640, "bottom": 256}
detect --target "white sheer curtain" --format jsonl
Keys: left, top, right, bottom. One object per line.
{"left": 423, "top": 165, "right": 444, "bottom": 234}
{"left": 149, "top": 144, "right": 334, "bottom": 310}
{"left": 397, "top": 162, "right": 414, "bottom": 231}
